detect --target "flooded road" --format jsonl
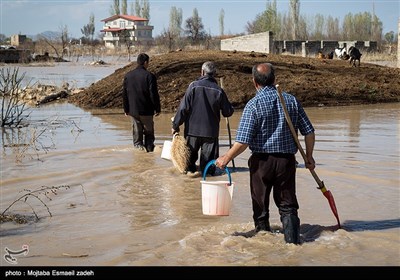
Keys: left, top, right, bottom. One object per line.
{"left": 1, "top": 101, "right": 399, "bottom": 267}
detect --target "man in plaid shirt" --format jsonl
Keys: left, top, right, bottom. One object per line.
{"left": 215, "top": 63, "right": 315, "bottom": 245}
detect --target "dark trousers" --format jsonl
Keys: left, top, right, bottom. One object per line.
{"left": 248, "top": 153, "right": 299, "bottom": 228}
{"left": 131, "top": 115, "right": 155, "bottom": 152}
{"left": 186, "top": 135, "right": 219, "bottom": 174}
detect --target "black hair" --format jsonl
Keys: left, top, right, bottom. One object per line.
{"left": 137, "top": 53, "right": 149, "bottom": 65}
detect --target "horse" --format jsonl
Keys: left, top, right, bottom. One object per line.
{"left": 334, "top": 47, "right": 349, "bottom": 60}
{"left": 348, "top": 46, "right": 362, "bottom": 67}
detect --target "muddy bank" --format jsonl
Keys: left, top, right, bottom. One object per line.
{"left": 68, "top": 50, "right": 400, "bottom": 112}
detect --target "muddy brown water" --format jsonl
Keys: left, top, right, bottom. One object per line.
{"left": 1, "top": 101, "right": 399, "bottom": 267}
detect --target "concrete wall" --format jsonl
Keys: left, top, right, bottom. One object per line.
{"left": 221, "top": 31, "right": 377, "bottom": 57}
{"left": 220, "top": 32, "right": 274, "bottom": 54}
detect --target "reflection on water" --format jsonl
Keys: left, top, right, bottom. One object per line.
{"left": 1, "top": 102, "right": 399, "bottom": 266}
{"left": 1, "top": 56, "right": 128, "bottom": 88}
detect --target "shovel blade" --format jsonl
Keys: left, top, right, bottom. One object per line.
{"left": 323, "top": 190, "right": 341, "bottom": 229}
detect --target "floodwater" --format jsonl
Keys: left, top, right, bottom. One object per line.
{"left": 0, "top": 62, "right": 399, "bottom": 268}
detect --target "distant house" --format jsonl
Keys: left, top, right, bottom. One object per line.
{"left": 10, "top": 34, "right": 27, "bottom": 46}
{"left": 100, "top": 14, "right": 154, "bottom": 49}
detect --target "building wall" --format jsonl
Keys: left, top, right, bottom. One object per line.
{"left": 220, "top": 32, "right": 274, "bottom": 54}
{"left": 220, "top": 32, "right": 377, "bottom": 56}
{"left": 397, "top": 17, "right": 400, "bottom": 68}
{"left": 10, "top": 34, "right": 27, "bottom": 46}
{"left": 102, "top": 17, "right": 154, "bottom": 49}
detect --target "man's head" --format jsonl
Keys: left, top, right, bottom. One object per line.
{"left": 137, "top": 53, "right": 150, "bottom": 66}
{"left": 201, "top": 61, "right": 217, "bottom": 76}
{"left": 252, "top": 63, "right": 275, "bottom": 88}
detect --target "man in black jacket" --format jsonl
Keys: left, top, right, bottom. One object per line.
{"left": 123, "top": 53, "right": 161, "bottom": 152}
{"left": 172, "top": 61, "right": 234, "bottom": 176}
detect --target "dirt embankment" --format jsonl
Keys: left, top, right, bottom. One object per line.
{"left": 68, "top": 50, "right": 400, "bottom": 112}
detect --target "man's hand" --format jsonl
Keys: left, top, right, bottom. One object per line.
{"left": 215, "top": 155, "right": 229, "bottom": 169}
{"left": 305, "top": 156, "right": 316, "bottom": 171}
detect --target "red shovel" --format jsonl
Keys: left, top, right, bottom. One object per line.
{"left": 277, "top": 86, "right": 341, "bottom": 229}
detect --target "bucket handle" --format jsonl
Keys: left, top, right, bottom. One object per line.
{"left": 202, "top": 160, "right": 232, "bottom": 185}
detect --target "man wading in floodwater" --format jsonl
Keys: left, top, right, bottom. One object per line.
{"left": 123, "top": 53, "right": 161, "bottom": 152}
{"left": 215, "top": 62, "right": 316, "bottom": 245}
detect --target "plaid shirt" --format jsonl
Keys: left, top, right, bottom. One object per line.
{"left": 236, "top": 86, "right": 315, "bottom": 154}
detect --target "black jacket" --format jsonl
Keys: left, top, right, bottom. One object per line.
{"left": 123, "top": 65, "right": 161, "bottom": 116}
{"left": 172, "top": 75, "right": 234, "bottom": 138}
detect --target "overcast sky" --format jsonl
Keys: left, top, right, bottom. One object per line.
{"left": 1, "top": 0, "right": 399, "bottom": 39}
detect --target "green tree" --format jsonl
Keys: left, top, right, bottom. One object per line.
{"left": 81, "top": 13, "right": 95, "bottom": 42}
{"left": 384, "top": 31, "right": 395, "bottom": 44}
{"left": 245, "top": 0, "right": 279, "bottom": 37}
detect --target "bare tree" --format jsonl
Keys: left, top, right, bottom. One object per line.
{"left": 184, "top": 8, "right": 206, "bottom": 43}
{"left": 0, "top": 68, "right": 29, "bottom": 127}
{"left": 135, "top": 0, "right": 141, "bottom": 16}
{"left": 37, "top": 25, "right": 69, "bottom": 60}
{"left": 120, "top": 29, "right": 134, "bottom": 61}
{"left": 110, "top": 0, "right": 120, "bottom": 15}
{"left": 81, "top": 13, "right": 96, "bottom": 60}
{"left": 290, "top": 0, "right": 300, "bottom": 40}
{"left": 134, "top": 0, "right": 150, "bottom": 21}
{"left": 121, "top": 0, "right": 127, "bottom": 15}
{"left": 169, "top": 6, "right": 183, "bottom": 38}
{"left": 142, "top": 0, "right": 150, "bottom": 21}
{"left": 157, "top": 28, "right": 174, "bottom": 52}
{"left": 219, "top": 9, "right": 225, "bottom": 36}
{"left": 60, "top": 25, "right": 69, "bottom": 58}
{"left": 313, "top": 13, "right": 324, "bottom": 40}
{"left": 326, "top": 16, "right": 340, "bottom": 40}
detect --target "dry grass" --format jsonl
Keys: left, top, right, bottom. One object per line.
{"left": 362, "top": 51, "right": 397, "bottom": 62}
{"left": 170, "top": 133, "right": 190, "bottom": 174}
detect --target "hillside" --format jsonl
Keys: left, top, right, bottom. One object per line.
{"left": 69, "top": 50, "right": 400, "bottom": 112}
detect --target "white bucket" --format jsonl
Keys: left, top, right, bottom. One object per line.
{"left": 200, "top": 180, "right": 234, "bottom": 216}
{"left": 161, "top": 140, "right": 172, "bottom": 160}
{"left": 200, "top": 159, "right": 234, "bottom": 216}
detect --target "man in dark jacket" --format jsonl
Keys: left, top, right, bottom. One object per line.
{"left": 172, "top": 61, "right": 234, "bottom": 176}
{"left": 123, "top": 53, "right": 161, "bottom": 152}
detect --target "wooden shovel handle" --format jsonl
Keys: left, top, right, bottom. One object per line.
{"left": 276, "top": 86, "right": 324, "bottom": 190}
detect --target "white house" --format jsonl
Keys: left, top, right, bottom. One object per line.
{"left": 100, "top": 14, "right": 154, "bottom": 49}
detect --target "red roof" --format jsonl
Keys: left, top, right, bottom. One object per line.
{"left": 101, "top": 14, "right": 148, "bottom": 22}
